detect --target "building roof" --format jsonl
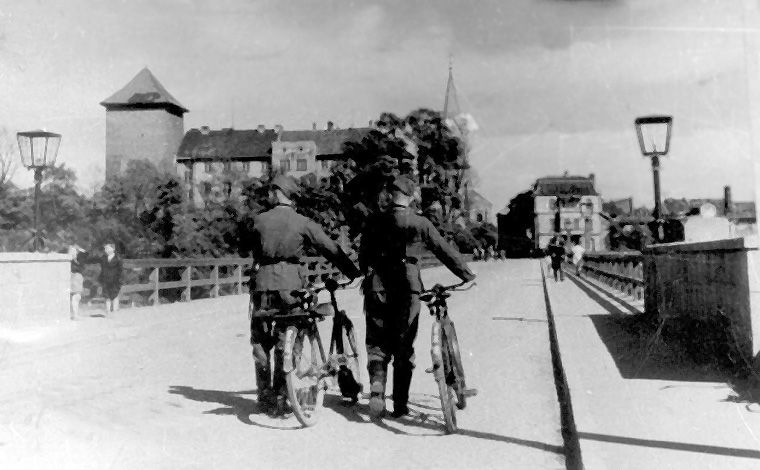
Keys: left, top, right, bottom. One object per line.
{"left": 466, "top": 189, "right": 492, "bottom": 209}
{"left": 663, "top": 197, "right": 756, "bottom": 220}
{"left": 533, "top": 175, "right": 597, "bottom": 196}
{"left": 176, "top": 128, "right": 277, "bottom": 161}
{"left": 280, "top": 128, "right": 372, "bottom": 158}
{"left": 100, "top": 67, "right": 188, "bottom": 115}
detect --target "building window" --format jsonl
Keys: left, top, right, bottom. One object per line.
{"left": 280, "top": 159, "right": 291, "bottom": 173}
{"left": 261, "top": 162, "right": 270, "bottom": 173}
{"left": 223, "top": 182, "right": 232, "bottom": 197}
{"left": 184, "top": 169, "right": 192, "bottom": 183}
{"left": 320, "top": 160, "right": 330, "bottom": 170}
{"left": 241, "top": 161, "right": 250, "bottom": 172}
{"left": 223, "top": 161, "right": 232, "bottom": 172}
{"left": 296, "top": 159, "right": 307, "bottom": 171}
{"left": 202, "top": 182, "right": 212, "bottom": 196}
{"left": 204, "top": 162, "right": 213, "bottom": 173}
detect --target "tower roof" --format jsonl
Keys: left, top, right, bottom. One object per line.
{"left": 100, "top": 67, "right": 188, "bottom": 115}
{"left": 443, "top": 60, "right": 461, "bottom": 120}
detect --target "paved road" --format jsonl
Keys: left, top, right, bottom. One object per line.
{"left": 0, "top": 260, "right": 564, "bottom": 470}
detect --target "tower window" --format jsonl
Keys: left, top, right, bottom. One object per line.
{"left": 296, "top": 159, "right": 307, "bottom": 171}
{"left": 204, "top": 162, "right": 213, "bottom": 173}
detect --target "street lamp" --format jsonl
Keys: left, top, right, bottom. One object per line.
{"left": 16, "top": 130, "right": 62, "bottom": 251}
{"left": 634, "top": 115, "right": 672, "bottom": 242}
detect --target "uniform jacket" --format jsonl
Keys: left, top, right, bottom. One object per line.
{"left": 359, "top": 205, "right": 475, "bottom": 294}
{"left": 95, "top": 254, "right": 123, "bottom": 289}
{"left": 248, "top": 205, "right": 360, "bottom": 292}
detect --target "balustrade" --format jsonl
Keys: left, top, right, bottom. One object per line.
{"left": 580, "top": 251, "right": 645, "bottom": 300}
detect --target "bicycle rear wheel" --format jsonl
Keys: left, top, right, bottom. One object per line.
{"left": 431, "top": 322, "right": 457, "bottom": 434}
{"left": 442, "top": 320, "right": 467, "bottom": 410}
{"left": 284, "top": 325, "right": 327, "bottom": 427}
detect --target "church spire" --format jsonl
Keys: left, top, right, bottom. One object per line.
{"left": 443, "top": 55, "right": 461, "bottom": 120}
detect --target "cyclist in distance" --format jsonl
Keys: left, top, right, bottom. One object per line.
{"left": 247, "top": 175, "right": 361, "bottom": 416}
{"left": 359, "top": 174, "right": 475, "bottom": 418}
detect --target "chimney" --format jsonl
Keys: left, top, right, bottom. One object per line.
{"left": 257, "top": 124, "right": 266, "bottom": 134}
{"left": 724, "top": 185, "right": 733, "bottom": 216}
{"left": 312, "top": 122, "right": 317, "bottom": 130}
{"left": 274, "top": 124, "right": 284, "bottom": 140}
{"left": 327, "top": 121, "right": 334, "bottom": 131}
{"left": 199, "top": 126, "right": 211, "bottom": 135}
{"left": 589, "top": 173, "right": 595, "bottom": 186}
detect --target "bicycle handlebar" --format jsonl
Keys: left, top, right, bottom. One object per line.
{"left": 422, "top": 281, "right": 476, "bottom": 295}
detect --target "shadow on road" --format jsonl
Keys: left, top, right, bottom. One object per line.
{"left": 168, "top": 385, "right": 299, "bottom": 430}
{"left": 566, "top": 275, "right": 740, "bottom": 383}
{"left": 579, "top": 431, "right": 760, "bottom": 460}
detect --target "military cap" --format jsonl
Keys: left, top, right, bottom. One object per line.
{"left": 389, "top": 174, "right": 416, "bottom": 196}
{"left": 271, "top": 175, "right": 300, "bottom": 198}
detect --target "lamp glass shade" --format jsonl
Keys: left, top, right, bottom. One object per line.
{"left": 635, "top": 115, "right": 672, "bottom": 156}
{"left": 17, "top": 130, "right": 61, "bottom": 169}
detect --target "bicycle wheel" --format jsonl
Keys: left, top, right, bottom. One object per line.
{"left": 431, "top": 322, "right": 457, "bottom": 433}
{"left": 284, "top": 325, "right": 327, "bottom": 427}
{"left": 442, "top": 320, "right": 467, "bottom": 410}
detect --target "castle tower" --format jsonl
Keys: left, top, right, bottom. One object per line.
{"left": 100, "top": 67, "right": 188, "bottom": 179}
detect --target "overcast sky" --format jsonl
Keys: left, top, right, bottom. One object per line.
{"left": 1, "top": 0, "right": 759, "bottom": 209}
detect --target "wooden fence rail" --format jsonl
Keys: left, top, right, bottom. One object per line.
{"left": 84, "top": 253, "right": 470, "bottom": 308}
{"left": 581, "top": 251, "right": 645, "bottom": 300}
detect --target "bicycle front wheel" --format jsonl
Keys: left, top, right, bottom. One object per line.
{"left": 431, "top": 322, "right": 457, "bottom": 434}
{"left": 284, "top": 325, "right": 327, "bottom": 427}
{"left": 442, "top": 320, "right": 467, "bottom": 410}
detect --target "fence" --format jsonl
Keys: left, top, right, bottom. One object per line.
{"left": 581, "top": 251, "right": 645, "bottom": 300}
{"left": 85, "top": 252, "right": 469, "bottom": 308}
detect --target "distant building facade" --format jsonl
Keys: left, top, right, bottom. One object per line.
{"left": 466, "top": 189, "right": 492, "bottom": 223}
{"left": 100, "top": 68, "right": 188, "bottom": 179}
{"left": 175, "top": 124, "right": 371, "bottom": 204}
{"left": 533, "top": 174, "right": 603, "bottom": 251}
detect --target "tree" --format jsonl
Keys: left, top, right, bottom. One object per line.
{"left": 0, "top": 127, "right": 17, "bottom": 187}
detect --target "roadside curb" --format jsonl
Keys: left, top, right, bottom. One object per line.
{"left": 541, "top": 264, "right": 584, "bottom": 470}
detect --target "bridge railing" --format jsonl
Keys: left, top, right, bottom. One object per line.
{"left": 84, "top": 252, "right": 472, "bottom": 308}
{"left": 580, "top": 251, "right": 645, "bottom": 300}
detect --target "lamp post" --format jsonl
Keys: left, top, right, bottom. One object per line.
{"left": 16, "top": 130, "right": 62, "bottom": 251}
{"left": 634, "top": 115, "right": 672, "bottom": 242}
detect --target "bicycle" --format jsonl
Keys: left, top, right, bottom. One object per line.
{"left": 255, "top": 278, "right": 361, "bottom": 427}
{"left": 421, "top": 281, "right": 477, "bottom": 434}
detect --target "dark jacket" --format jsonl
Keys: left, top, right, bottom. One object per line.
{"left": 359, "top": 205, "right": 475, "bottom": 294}
{"left": 97, "top": 255, "right": 123, "bottom": 289}
{"left": 248, "top": 204, "right": 360, "bottom": 292}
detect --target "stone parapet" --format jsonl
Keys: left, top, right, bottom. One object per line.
{"left": 0, "top": 253, "right": 70, "bottom": 329}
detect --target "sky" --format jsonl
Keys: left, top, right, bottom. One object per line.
{"left": 1, "top": 0, "right": 759, "bottom": 210}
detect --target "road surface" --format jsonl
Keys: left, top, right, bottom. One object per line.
{"left": 0, "top": 260, "right": 564, "bottom": 469}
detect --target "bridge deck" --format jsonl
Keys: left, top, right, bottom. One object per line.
{"left": 0, "top": 260, "right": 565, "bottom": 470}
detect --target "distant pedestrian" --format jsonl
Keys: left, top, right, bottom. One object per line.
{"left": 547, "top": 235, "right": 565, "bottom": 282}
{"left": 88, "top": 243, "right": 123, "bottom": 316}
{"left": 571, "top": 240, "right": 585, "bottom": 276}
{"left": 68, "top": 244, "right": 86, "bottom": 320}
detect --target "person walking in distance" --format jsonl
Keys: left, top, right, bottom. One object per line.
{"left": 67, "top": 244, "right": 86, "bottom": 320}
{"left": 547, "top": 234, "right": 565, "bottom": 282}
{"left": 359, "top": 175, "right": 475, "bottom": 419}
{"left": 97, "top": 243, "right": 123, "bottom": 316}
{"left": 246, "top": 175, "right": 360, "bottom": 416}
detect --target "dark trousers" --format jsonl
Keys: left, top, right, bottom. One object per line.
{"left": 249, "top": 291, "right": 296, "bottom": 398}
{"left": 364, "top": 291, "right": 420, "bottom": 409}
{"left": 551, "top": 258, "right": 564, "bottom": 282}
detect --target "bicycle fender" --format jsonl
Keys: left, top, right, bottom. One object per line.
{"left": 282, "top": 327, "right": 296, "bottom": 374}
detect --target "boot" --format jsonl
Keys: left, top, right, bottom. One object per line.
{"left": 367, "top": 360, "right": 387, "bottom": 418}
{"left": 391, "top": 367, "right": 413, "bottom": 418}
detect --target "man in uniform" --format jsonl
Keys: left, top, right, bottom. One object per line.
{"left": 359, "top": 175, "right": 475, "bottom": 418}
{"left": 248, "top": 175, "right": 361, "bottom": 415}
